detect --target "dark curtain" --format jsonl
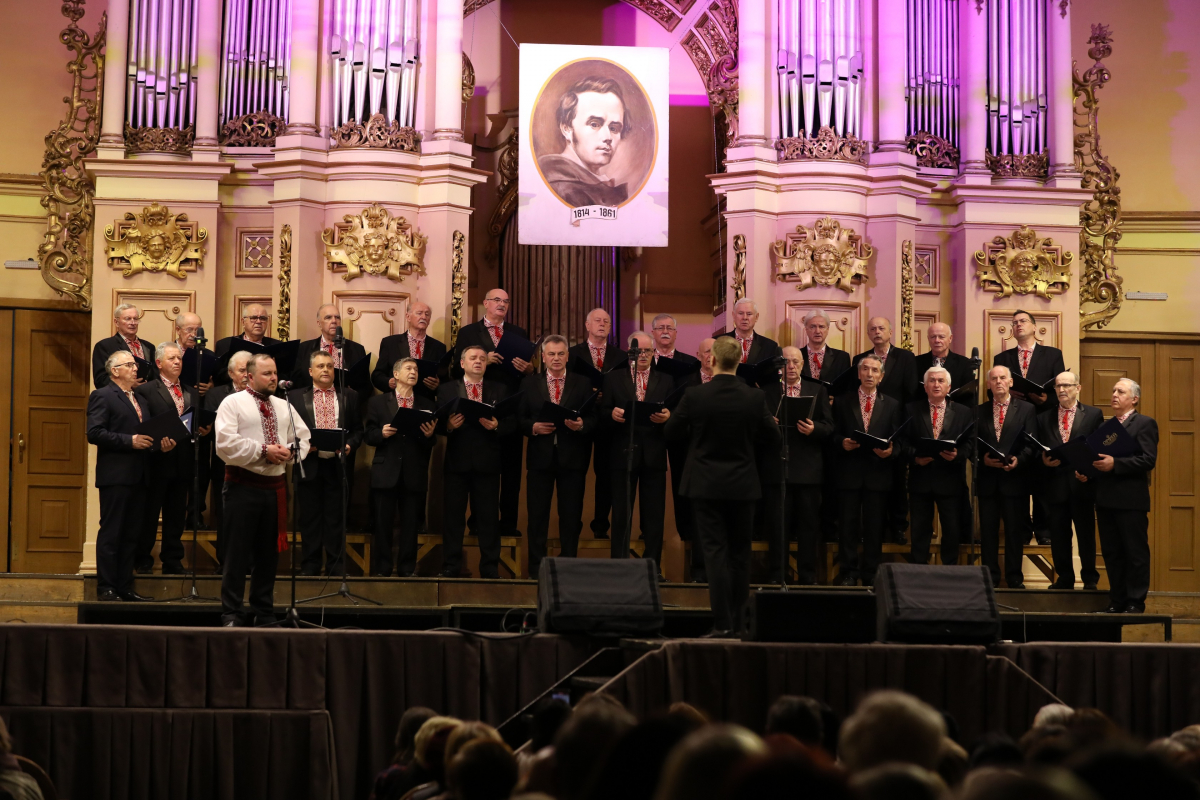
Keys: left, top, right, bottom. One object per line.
{"left": 500, "top": 214, "right": 620, "bottom": 346}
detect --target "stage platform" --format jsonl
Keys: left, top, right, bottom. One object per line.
{"left": 0, "top": 573, "right": 1188, "bottom": 643}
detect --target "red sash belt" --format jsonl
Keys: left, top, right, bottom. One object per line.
{"left": 225, "top": 466, "right": 289, "bottom": 552}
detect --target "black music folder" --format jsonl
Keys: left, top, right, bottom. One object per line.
{"left": 180, "top": 348, "right": 218, "bottom": 387}
{"left": 309, "top": 428, "right": 348, "bottom": 453}
{"left": 1011, "top": 373, "right": 1058, "bottom": 397}
{"left": 849, "top": 417, "right": 911, "bottom": 450}
{"left": 537, "top": 391, "right": 597, "bottom": 425}
{"left": 495, "top": 334, "right": 538, "bottom": 375}
{"left": 215, "top": 338, "right": 301, "bottom": 383}
{"left": 390, "top": 405, "right": 438, "bottom": 434}
{"left": 977, "top": 436, "right": 1020, "bottom": 463}
{"left": 622, "top": 400, "right": 667, "bottom": 424}
{"left": 780, "top": 395, "right": 816, "bottom": 422}
{"left": 180, "top": 406, "right": 217, "bottom": 433}
{"left": 652, "top": 355, "right": 700, "bottom": 380}
{"left": 135, "top": 410, "right": 190, "bottom": 450}
{"left": 414, "top": 351, "right": 455, "bottom": 382}
{"left": 133, "top": 356, "right": 153, "bottom": 383}
{"left": 816, "top": 366, "right": 860, "bottom": 396}
{"left": 949, "top": 380, "right": 979, "bottom": 404}
{"left": 736, "top": 357, "right": 782, "bottom": 388}
{"left": 568, "top": 355, "right": 607, "bottom": 389}
{"left": 453, "top": 392, "right": 523, "bottom": 425}
{"left": 914, "top": 422, "right": 975, "bottom": 457}
{"left": 1087, "top": 415, "right": 1143, "bottom": 458}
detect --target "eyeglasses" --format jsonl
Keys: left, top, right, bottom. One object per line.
{"left": 243, "top": 315, "right": 268, "bottom": 322}
{"left": 114, "top": 361, "right": 135, "bottom": 370}
{"left": 1055, "top": 383, "right": 1078, "bottom": 389}
{"left": 485, "top": 297, "right": 509, "bottom": 304}
{"left": 652, "top": 325, "right": 676, "bottom": 332}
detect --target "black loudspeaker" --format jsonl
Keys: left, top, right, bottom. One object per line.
{"left": 744, "top": 590, "right": 877, "bottom": 643}
{"left": 537, "top": 557, "right": 663, "bottom": 636}
{"left": 875, "top": 564, "right": 1001, "bottom": 644}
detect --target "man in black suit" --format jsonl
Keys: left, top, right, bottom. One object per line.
{"left": 760, "top": 346, "right": 834, "bottom": 584}
{"left": 567, "top": 307, "right": 624, "bottom": 541}
{"left": 906, "top": 365, "right": 973, "bottom": 568}
{"left": 799, "top": 309, "right": 853, "bottom": 546}
{"left": 204, "top": 350, "right": 252, "bottom": 564}
{"left": 175, "top": 312, "right": 218, "bottom": 526}
{"left": 669, "top": 337, "right": 714, "bottom": 581}
{"left": 914, "top": 322, "right": 977, "bottom": 406}
{"left": 454, "top": 288, "right": 535, "bottom": 539}
{"left": 602, "top": 331, "right": 674, "bottom": 575}
{"left": 292, "top": 304, "right": 370, "bottom": 389}
{"left": 287, "top": 350, "right": 364, "bottom": 576}
{"left": 87, "top": 351, "right": 172, "bottom": 601}
{"left": 855, "top": 317, "right": 919, "bottom": 546}
{"left": 371, "top": 300, "right": 446, "bottom": 400}
{"left": 214, "top": 302, "right": 280, "bottom": 357}
{"left": 135, "top": 342, "right": 210, "bottom": 574}
{"left": 831, "top": 354, "right": 904, "bottom": 587}
{"left": 92, "top": 303, "right": 157, "bottom": 389}
{"left": 666, "top": 336, "right": 780, "bottom": 636}
{"left": 993, "top": 309, "right": 1066, "bottom": 547}
{"left": 365, "top": 358, "right": 438, "bottom": 577}
{"left": 976, "top": 365, "right": 1037, "bottom": 588}
{"left": 719, "top": 298, "right": 782, "bottom": 365}
{"left": 1036, "top": 371, "right": 1102, "bottom": 590}
{"left": 1090, "top": 378, "right": 1158, "bottom": 613}
{"left": 437, "top": 344, "right": 514, "bottom": 579}
{"left": 519, "top": 335, "right": 596, "bottom": 576}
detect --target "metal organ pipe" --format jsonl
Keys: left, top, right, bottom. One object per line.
{"left": 985, "top": 0, "right": 1046, "bottom": 159}
{"left": 775, "top": 0, "right": 862, "bottom": 139}
{"left": 904, "top": 0, "right": 959, "bottom": 150}
{"left": 217, "top": 0, "right": 293, "bottom": 128}
{"left": 124, "top": 0, "right": 199, "bottom": 130}
{"left": 328, "top": 0, "right": 421, "bottom": 130}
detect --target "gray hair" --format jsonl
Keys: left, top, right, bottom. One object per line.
{"left": 309, "top": 349, "right": 335, "bottom": 366}
{"left": 541, "top": 334, "right": 569, "bottom": 351}
{"left": 922, "top": 365, "right": 951, "bottom": 386}
{"left": 174, "top": 312, "right": 199, "bottom": 329}
{"left": 1116, "top": 377, "right": 1141, "bottom": 400}
{"left": 858, "top": 353, "right": 886, "bottom": 373}
{"left": 113, "top": 303, "right": 139, "bottom": 320}
{"left": 626, "top": 330, "right": 652, "bottom": 350}
{"left": 650, "top": 313, "right": 677, "bottom": 328}
{"left": 104, "top": 351, "right": 131, "bottom": 376}
{"left": 988, "top": 365, "right": 1012, "bottom": 381}
{"left": 733, "top": 298, "right": 758, "bottom": 313}
{"left": 155, "top": 341, "right": 182, "bottom": 362}
{"left": 803, "top": 309, "right": 831, "bottom": 326}
{"left": 393, "top": 356, "right": 418, "bottom": 374}
{"left": 227, "top": 351, "right": 252, "bottom": 375}
{"left": 247, "top": 353, "right": 275, "bottom": 374}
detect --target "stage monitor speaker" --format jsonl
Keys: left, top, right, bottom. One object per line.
{"left": 744, "top": 590, "right": 877, "bottom": 643}
{"left": 875, "top": 564, "right": 1001, "bottom": 644}
{"left": 537, "top": 557, "right": 663, "bottom": 636}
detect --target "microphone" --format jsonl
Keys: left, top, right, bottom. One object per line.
{"left": 277, "top": 379, "right": 295, "bottom": 390}
{"left": 195, "top": 326, "right": 208, "bottom": 347}
{"left": 969, "top": 346, "right": 981, "bottom": 366}
{"left": 333, "top": 325, "right": 345, "bottom": 348}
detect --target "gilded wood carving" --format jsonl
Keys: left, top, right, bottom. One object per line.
{"left": 105, "top": 202, "right": 207, "bottom": 280}
{"left": 323, "top": 204, "right": 427, "bottom": 282}
{"left": 773, "top": 217, "right": 873, "bottom": 293}
{"left": 974, "top": 226, "right": 1072, "bottom": 299}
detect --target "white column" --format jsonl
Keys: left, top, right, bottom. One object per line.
{"left": 286, "top": 0, "right": 321, "bottom": 135}
{"left": 193, "top": 0, "right": 222, "bottom": 152}
{"left": 98, "top": 0, "right": 131, "bottom": 154}
{"left": 875, "top": 0, "right": 908, "bottom": 150}
{"left": 1047, "top": 0, "right": 1078, "bottom": 180}
{"left": 958, "top": 0, "right": 989, "bottom": 176}
{"left": 736, "top": 0, "right": 769, "bottom": 146}
{"left": 431, "top": 0, "right": 465, "bottom": 140}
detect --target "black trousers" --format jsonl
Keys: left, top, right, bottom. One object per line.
{"left": 887, "top": 460, "right": 910, "bottom": 536}
{"left": 97, "top": 484, "right": 144, "bottom": 594}
{"left": 444, "top": 469, "right": 501, "bottom": 578}
{"left": 1096, "top": 506, "right": 1150, "bottom": 608}
{"left": 693, "top": 498, "right": 755, "bottom": 632}
{"left": 910, "top": 491, "right": 963, "bottom": 566}
{"left": 767, "top": 484, "right": 823, "bottom": 584}
{"left": 610, "top": 465, "right": 666, "bottom": 570}
{"left": 590, "top": 439, "right": 613, "bottom": 536}
{"left": 371, "top": 486, "right": 424, "bottom": 576}
{"left": 138, "top": 467, "right": 189, "bottom": 570}
{"left": 667, "top": 443, "right": 702, "bottom": 575}
{"left": 1048, "top": 491, "right": 1099, "bottom": 587}
{"left": 499, "top": 431, "right": 524, "bottom": 535}
{"left": 527, "top": 463, "right": 586, "bottom": 576}
{"left": 838, "top": 489, "right": 887, "bottom": 583}
{"left": 190, "top": 438, "right": 212, "bottom": 522}
{"left": 220, "top": 482, "right": 280, "bottom": 624}
{"left": 298, "top": 458, "right": 346, "bottom": 575}
{"left": 979, "top": 494, "right": 1028, "bottom": 587}
{"left": 211, "top": 452, "right": 228, "bottom": 561}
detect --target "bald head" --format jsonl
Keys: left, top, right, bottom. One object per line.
{"left": 781, "top": 346, "right": 804, "bottom": 385}
{"left": 175, "top": 312, "right": 202, "bottom": 349}
{"left": 927, "top": 322, "right": 952, "bottom": 358}
{"left": 483, "top": 288, "right": 510, "bottom": 324}
{"left": 697, "top": 337, "right": 716, "bottom": 375}
{"left": 585, "top": 307, "right": 611, "bottom": 344}
{"left": 868, "top": 317, "right": 893, "bottom": 350}
{"left": 241, "top": 304, "right": 268, "bottom": 341}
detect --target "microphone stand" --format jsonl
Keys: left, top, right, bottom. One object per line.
{"left": 968, "top": 349, "right": 983, "bottom": 552}
{"left": 301, "top": 328, "right": 380, "bottom": 607}
{"left": 175, "top": 328, "right": 218, "bottom": 603}
{"left": 622, "top": 354, "right": 640, "bottom": 565}
{"left": 773, "top": 386, "right": 790, "bottom": 591}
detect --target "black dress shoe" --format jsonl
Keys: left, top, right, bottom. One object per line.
{"left": 96, "top": 589, "right": 120, "bottom": 602}
{"left": 119, "top": 591, "right": 155, "bottom": 602}
{"left": 1083, "top": 582, "right": 1099, "bottom": 591}
{"left": 592, "top": 530, "right": 610, "bottom": 540}
{"left": 133, "top": 563, "right": 154, "bottom": 575}
{"left": 161, "top": 563, "right": 186, "bottom": 575}
{"left": 397, "top": 571, "right": 415, "bottom": 578}
{"left": 479, "top": 571, "right": 501, "bottom": 580}
{"left": 439, "top": 570, "right": 459, "bottom": 579}
{"left": 299, "top": 567, "right": 320, "bottom": 577}
{"left": 1101, "top": 604, "right": 1123, "bottom": 614}
{"left": 1035, "top": 534, "right": 1052, "bottom": 546}
{"left": 1123, "top": 602, "right": 1146, "bottom": 614}
{"left": 1048, "top": 581, "right": 1073, "bottom": 590}
{"left": 700, "top": 629, "right": 735, "bottom": 639}
{"left": 1009, "top": 583, "right": 1026, "bottom": 590}
{"left": 835, "top": 575, "right": 858, "bottom": 587}
{"left": 222, "top": 617, "right": 247, "bottom": 627}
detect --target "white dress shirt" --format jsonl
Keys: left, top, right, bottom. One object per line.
{"left": 215, "top": 391, "right": 311, "bottom": 476}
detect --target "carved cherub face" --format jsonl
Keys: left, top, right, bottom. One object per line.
{"left": 145, "top": 234, "right": 168, "bottom": 261}
{"left": 364, "top": 233, "right": 388, "bottom": 266}
{"left": 1010, "top": 252, "right": 1038, "bottom": 284}
{"left": 813, "top": 244, "right": 839, "bottom": 278}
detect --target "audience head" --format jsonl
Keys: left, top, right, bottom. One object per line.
{"left": 665, "top": 702, "right": 709, "bottom": 732}
{"left": 587, "top": 715, "right": 698, "bottom": 800}
{"left": 553, "top": 699, "right": 636, "bottom": 800}
{"left": 447, "top": 739, "right": 518, "bottom": 800}
{"left": 395, "top": 707, "right": 438, "bottom": 765}
{"left": 1033, "top": 704, "right": 1075, "bottom": 729}
{"left": 839, "top": 690, "right": 946, "bottom": 773}
{"left": 413, "top": 716, "right": 463, "bottom": 772}
{"left": 444, "top": 721, "right": 502, "bottom": 766}
{"left": 528, "top": 697, "right": 572, "bottom": 752}
{"left": 936, "top": 737, "right": 970, "bottom": 790}
{"left": 726, "top": 739, "right": 856, "bottom": 800}
{"left": 852, "top": 763, "right": 949, "bottom": 800}
{"left": 1073, "top": 747, "right": 1200, "bottom": 800}
{"left": 959, "top": 767, "right": 1098, "bottom": 800}
{"left": 765, "top": 695, "right": 825, "bottom": 749}
{"left": 654, "top": 724, "right": 767, "bottom": 800}
{"left": 969, "top": 733, "right": 1024, "bottom": 771}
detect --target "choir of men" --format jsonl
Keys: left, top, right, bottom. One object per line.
{"left": 88, "top": 296, "right": 1163, "bottom": 612}
{"left": 174, "top": 312, "right": 215, "bottom": 527}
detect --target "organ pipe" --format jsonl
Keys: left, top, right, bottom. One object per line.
{"left": 125, "top": 0, "right": 199, "bottom": 129}
{"left": 905, "top": 0, "right": 959, "bottom": 149}
{"left": 329, "top": 0, "right": 420, "bottom": 130}
{"left": 775, "top": 0, "right": 862, "bottom": 139}
{"left": 987, "top": 0, "right": 1046, "bottom": 159}
{"left": 219, "top": 0, "right": 293, "bottom": 125}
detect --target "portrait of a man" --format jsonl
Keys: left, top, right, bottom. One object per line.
{"left": 536, "top": 77, "right": 631, "bottom": 208}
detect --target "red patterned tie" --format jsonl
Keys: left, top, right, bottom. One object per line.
{"left": 468, "top": 382, "right": 481, "bottom": 402}
{"left": 1020, "top": 349, "right": 1030, "bottom": 376}
{"left": 1062, "top": 408, "right": 1070, "bottom": 442}
{"left": 550, "top": 376, "right": 563, "bottom": 404}
{"left": 864, "top": 396, "right": 872, "bottom": 416}
{"left": 125, "top": 338, "right": 143, "bottom": 360}
{"left": 814, "top": 352, "right": 823, "bottom": 372}
{"left": 411, "top": 337, "right": 424, "bottom": 360}
{"left": 170, "top": 383, "right": 184, "bottom": 415}
{"left": 126, "top": 391, "right": 143, "bottom": 422}
{"left": 931, "top": 405, "right": 939, "bottom": 436}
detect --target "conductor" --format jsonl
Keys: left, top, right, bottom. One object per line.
{"left": 665, "top": 337, "right": 781, "bottom": 638}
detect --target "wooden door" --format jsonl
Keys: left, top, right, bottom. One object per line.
{"left": 0, "top": 311, "right": 11, "bottom": 569}
{"left": 10, "top": 310, "right": 91, "bottom": 574}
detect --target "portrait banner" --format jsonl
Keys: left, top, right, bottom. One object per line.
{"left": 519, "top": 44, "right": 669, "bottom": 247}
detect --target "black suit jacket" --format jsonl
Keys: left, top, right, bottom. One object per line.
{"left": 87, "top": 383, "right": 151, "bottom": 487}
{"left": 855, "top": 346, "right": 919, "bottom": 405}
{"left": 214, "top": 335, "right": 281, "bottom": 358}
{"left": 292, "top": 338, "right": 369, "bottom": 388}
{"left": 518, "top": 373, "right": 596, "bottom": 471}
{"left": 718, "top": 331, "right": 782, "bottom": 365}
{"left": 437, "top": 379, "right": 514, "bottom": 474}
{"left": 831, "top": 391, "right": 905, "bottom": 491}
{"left": 914, "top": 350, "right": 978, "bottom": 406}
{"left": 799, "top": 345, "right": 853, "bottom": 389}
{"left": 286, "top": 387, "right": 364, "bottom": 481}
{"left": 759, "top": 380, "right": 834, "bottom": 485}
{"left": 1036, "top": 403, "right": 1103, "bottom": 503}
{"left": 905, "top": 398, "right": 974, "bottom": 496}
{"left": 993, "top": 344, "right": 1066, "bottom": 412}
{"left": 976, "top": 398, "right": 1037, "bottom": 497}
{"left": 135, "top": 379, "right": 201, "bottom": 480}
{"left": 454, "top": 320, "right": 532, "bottom": 389}
{"left": 664, "top": 375, "right": 780, "bottom": 500}
{"left": 364, "top": 392, "right": 437, "bottom": 492}
{"left": 1093, "top": 412, "right": 1159, "bottom": 511}
{"left": 600, "top": 368, "right": 675, "bottom": 471}
{"left": 567, "top": 341, "right": 626, "bottom": 375}
{"left": 92, "top": 334, "right": 158, "bottom": 389}
{"left": 371, "top": 332, "right": 449, "bottom": 396}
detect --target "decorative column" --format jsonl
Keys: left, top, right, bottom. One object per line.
{"left": 431, "top": 0, "right": 465, "bottom": 140}
{"left": 736, "top": 0, "right": 769, "bottom": 146}
{"left": 957, "top": 0, "right": 989, "bottom": 178}
{"left": 1047, "top": 0, "right": 1078, "bottom": 184}
{"left": 192, "top": 0, "right": 222, "bottom": 155}
{"left": 97, "top": 0, "right": 130, "bottom": 157}
{"left": 875, "top": 0, "right": 908, "bottom": 151}
{"left": 287, "top": 0, "right": 321, "bottom": 136}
